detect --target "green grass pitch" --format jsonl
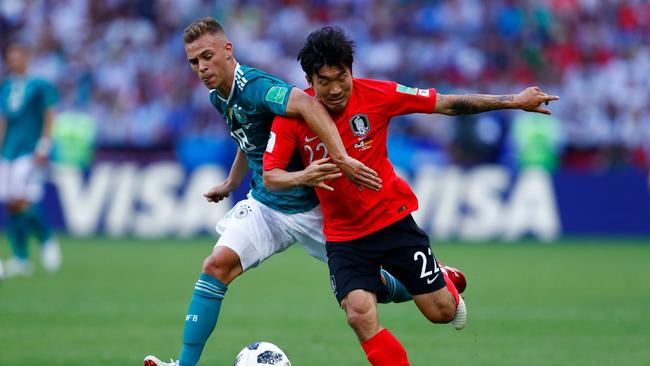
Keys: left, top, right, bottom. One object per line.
{"left": 1, "top": 237, "right": 649, "bottom": 366}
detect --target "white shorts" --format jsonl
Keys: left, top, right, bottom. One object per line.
{"left": 0, "top": 155, "right": 44, "bottom": 203}
{"left": 215, "top": 193, "right": 327, "bottom": 271}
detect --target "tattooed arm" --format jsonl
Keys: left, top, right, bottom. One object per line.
{"left": 434, "top": 86, "right": 560, "bottom": 116}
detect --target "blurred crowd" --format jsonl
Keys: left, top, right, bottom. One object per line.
{"left": 1, "top": 0, "right": 648, "bottom": 172}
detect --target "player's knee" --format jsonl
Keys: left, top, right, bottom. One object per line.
{"left": 438, "top": 301, "right": 457, "bottom": 323}
{"left": 424, "top": 297, "right": 456, "bottom": 324}
{"left": 343, "top": 295, "right": 377, "bottom": 331}
{"left": 201, "top": 253, "right": 240, "bottom": 284}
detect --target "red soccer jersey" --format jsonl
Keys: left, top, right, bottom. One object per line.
{"left": 264, "top": 78, "right": 437, "bottom": 241}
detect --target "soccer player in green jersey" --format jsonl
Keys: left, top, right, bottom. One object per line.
{"left": 0, "top": 43, "right": 62, "bottom": 278}
{"left": 144, "top": 18, "right": 403, "bottom": 366}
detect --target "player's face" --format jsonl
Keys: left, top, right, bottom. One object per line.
{"left": 185, "top": 33, "right": 234, "bottom": 92}
{"left": 5, "top": 46, "right": 29, "bottom": 74}
{"left": 309, "top": 65, "right": 352, "bottom": 113}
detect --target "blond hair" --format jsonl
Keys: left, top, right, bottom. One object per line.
{"left": 183, "top": 17, "right": 225, "bottom": 44}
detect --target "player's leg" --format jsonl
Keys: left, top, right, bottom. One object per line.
{"left": 411, "top": 275, "right": 466, "bottom": 330}
{"left": 290, "top": 205, "right": 411, "bottom": 304}
{"left": 380, "top": 215, "right": 467, "bottom": 330}
{"left": 5, "top": 200, "right": 30, "bottom": 260}
{"left": 327, "top": 240, "right": 410, "bottom": 366}
{"left": 177, "top": 200, "right": 266, "bottom": 366}
{"left": 15, "top": 158, "right": 61, "bottom": 272}
{"left": 26, "top": 202, "right": 61, "bottom": 272}
{"left": 378, "top": 268, "right": 411, "bottom": 303}
{"left": 146, "top": 198, "right": 293, "bottom": 366}
{"left": 176, "top": 245, "right": 238, "bottom": 366}
{"left": 2, "top": 157, "right": 45, "bottom": 276}
{"left": 343, "top": 289, "right": 409, "bottom": 366}
{"left": 4, "top": 200, "right": 33, "bottom": 277}
{"left": 1, "top": 159, "right": 32, "bottom": 276}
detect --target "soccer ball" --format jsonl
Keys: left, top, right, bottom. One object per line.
{"left": 234, "top": 342, "right": 291, "bottom": 366}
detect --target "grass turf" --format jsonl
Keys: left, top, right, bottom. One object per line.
{"left": 0, "top": 237, "right": 649, "bottom": 365}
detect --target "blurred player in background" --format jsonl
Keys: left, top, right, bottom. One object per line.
{"left": 264, "top": 27, "right": 558, "bottom": 365}
{"left": 0, "top": 43, "right": 62, "bottom": 278}
{"left": 144, "top": 17, "right": 417, "bottom": 366}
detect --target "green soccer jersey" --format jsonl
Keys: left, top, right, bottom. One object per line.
{"left": 210, "top": 64, "right": 318, "bottom": 214}
{"left": 0, "top": 75, "right": 58, "bottom": 160}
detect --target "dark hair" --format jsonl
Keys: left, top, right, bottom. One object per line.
{"left": 297, "top": 26, "right": 354, "bottom": 78}
{"left": 183, "top": 17, "right": 225, "bottom": 44}
{"left": 3, "top": 41, "right": 29, "bottom": 60}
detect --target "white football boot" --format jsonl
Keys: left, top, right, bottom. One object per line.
{"left": 4, "top": 257, "right": 34, "bottom": 277}
{"left": 144, "top": 355, "right": 179, "bottom": 366}
{"left": 451, "top": 296, "right": 467, "bottom": 330}
{"left": 41, "top": 239, "right": 62, "bottom": 272}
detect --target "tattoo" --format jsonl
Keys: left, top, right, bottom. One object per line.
{"left": 450, "top": 94, "right": 515, "bottom": 115}
{"left": 495, "top": 95, "right": 514, "bottom": 104}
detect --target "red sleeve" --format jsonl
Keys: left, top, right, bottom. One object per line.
{"left": 386, "top": 81, "right": 437, "bottom": 116}
{"left": 263, "top": 115, "right": 300, "bottom": 171}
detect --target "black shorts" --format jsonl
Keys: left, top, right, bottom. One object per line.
{"left": 326, "top": 214, "right": 447, "bottom": 303}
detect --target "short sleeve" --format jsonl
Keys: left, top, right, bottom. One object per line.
{"left": 263, "top": 115, "right": 300, "bottom": 171}
{"left": 245, "top": 77, "right": 293, "bottom": 117}
{"left": 387, "top": 81, "right": 436, "bottom": 116}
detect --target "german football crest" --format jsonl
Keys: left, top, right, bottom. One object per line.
{"left": 349, "top": 114, "right": 370, "bottom": 137}
{"left": 233, "top": 108, "right": 248, "bottom": 125}
{"left": 227, "top": 106, "right": 248, "bottom": 126}
{"left": 234, "top": 204, "right": 251, "bottom": 219}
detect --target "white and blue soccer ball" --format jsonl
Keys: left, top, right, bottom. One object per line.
{"left": 234, "top": 342, "right": 291, "bottom": 366}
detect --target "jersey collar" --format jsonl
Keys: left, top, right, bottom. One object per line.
{"left": 213, "top": 63, "right": 240, "bottom": 104}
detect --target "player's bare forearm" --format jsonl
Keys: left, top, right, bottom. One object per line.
{"left": 43, "top": 109, "right": 55, "bottom": 138}
{"left": 264, "top": 159, "right": 342, "bottom": 192}
{"left": 34, "top": 109, "right": 55, "bottom": 165}
{"left": 204, "top": 149, "right": 248, "bottom": 203}
{"left": 263, "top": 168, "right": 302, "bottom": 192}
{"left": 436, "top": 94, "right": 516, "bottom": 115}
{"left": 226, "top": 148, "right": 249, "bottom": 190}
{"left": 435, "top": 87, "right": 559, "bottom": 116}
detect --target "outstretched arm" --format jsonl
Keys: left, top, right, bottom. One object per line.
{"left": 203, "top": 148, "right": 249, "bottom": 203}
{"left": 434, "top": 86, "right": 559, "bottom": 116}
{"left": 285, "top": 88, "right": 382, "bottom": 191}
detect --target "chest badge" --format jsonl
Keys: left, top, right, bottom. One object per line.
{"left": 349, "top": 114, "right": 370, "bottom": 137}
{"left": 227, "top": 106, "right": 248, "bottom": 127}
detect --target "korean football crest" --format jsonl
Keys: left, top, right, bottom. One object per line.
{"left": 349, "top": 114, "right": 370, "bottom": 137}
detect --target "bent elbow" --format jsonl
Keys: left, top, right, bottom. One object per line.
{"left": 262, "top": 173, "right": 280, "bottom": 192}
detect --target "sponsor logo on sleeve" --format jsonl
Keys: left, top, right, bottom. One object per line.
{"left": 396, "top": 84, "right": 418, "bottom": 95}
{"left": 417, "top": 89, "right": 430, "bottom": 97}
{"left": 265, "top": 86, "right": 288, "bottom": 104}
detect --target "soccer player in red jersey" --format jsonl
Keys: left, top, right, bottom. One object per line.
{"left": 263, "top": 27, "right": 558, "bottom": 365}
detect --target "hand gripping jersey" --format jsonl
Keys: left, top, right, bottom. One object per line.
{"left": 0, "top": 76, "right": 58, "bottom": 160}
{"left": 210, "top": 63, "right": 318, "bottom": 214}
{"left": 264, "top": 78, "right": 437, "bottom": 241}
